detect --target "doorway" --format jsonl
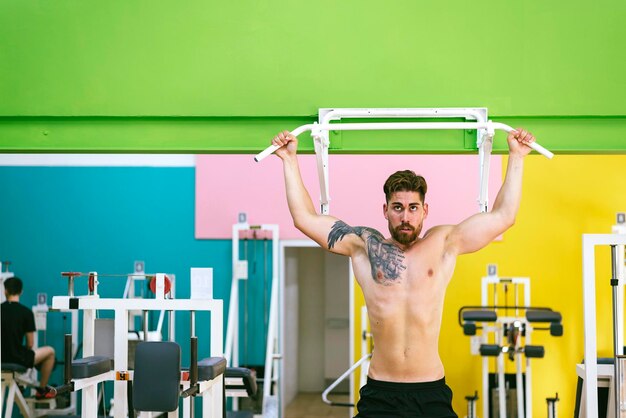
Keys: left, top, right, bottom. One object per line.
{"left": 281, "top": 241, "right": 351, "bottom": 417}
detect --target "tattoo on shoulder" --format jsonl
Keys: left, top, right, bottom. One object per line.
{"left": 327, "top": 221, "right": 406, "bottom": 285}
{"left": 327, "top": 221, "right": 383, "bottom": 249}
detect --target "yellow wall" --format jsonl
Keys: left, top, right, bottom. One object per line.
{"left": 354, "top": 155, "right": 626, "bottom": 417}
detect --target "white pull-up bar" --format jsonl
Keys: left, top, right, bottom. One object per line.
{"left": 254, "top": 121, "right": 554, "bottom": 162}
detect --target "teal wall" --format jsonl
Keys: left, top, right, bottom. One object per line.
{"left": 0, "top": 166, "right": 269, "bottom": 385}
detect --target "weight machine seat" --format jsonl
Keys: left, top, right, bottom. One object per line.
{"left": 1, "top": 363, "right": 28, "bottom": 374}
{"left": 462, "top": 310, "right": 497, "bottom": 322}
{"left": 133, "top": 342, "right": 181, "bottom": 412}
{"left": 526, "top": 309, "right": 562, "bottom": 323}
{"left": 197, "top": 357, "right": 227, "bottom": 381}
{"left": 225, "top": 367, "right": 258, "bottom": 399}
{"left": 71, "top": 356, "right": 113, "bottom": 379}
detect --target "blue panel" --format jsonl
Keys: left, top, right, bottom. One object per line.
{"left": 0, "top": 167, "right": 269, "bottom": 384}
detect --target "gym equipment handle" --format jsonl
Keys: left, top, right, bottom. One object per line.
{"left": 254, "top": 122, "right": 554, "bottom": 162}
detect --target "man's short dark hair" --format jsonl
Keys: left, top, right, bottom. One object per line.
{"left": 4, "top": 277, "right": 23, "bottom": 296}
{"left": 383, "top": 170, "right": 428, "bottom": 203}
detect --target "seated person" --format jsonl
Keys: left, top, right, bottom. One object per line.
{"left": 1, "top": 277, "right": 57, "bottom": 399}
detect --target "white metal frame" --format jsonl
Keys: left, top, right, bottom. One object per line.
{"left": 225, "top": 223, "right": 280, "bottom": 417}
{"left": 479, "top": 274, "right": 533, "bottom": 418}
{"left": 2, "top": 369, "right": 38, "bottom": 418}
{"left": 52, "top": 273, "right": 225, "bottom": 418}
{"left": 581, "top": 233, "right": 626, "bottom": 418}
{"left": 254, "top": 108, "right": 554, "bottom": 214}
{"left": 124, "top": 270, "right": 175, "bottom": 342}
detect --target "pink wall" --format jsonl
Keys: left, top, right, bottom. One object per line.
{"left": 195, "top": 154, "right": 502, "bottom": 239}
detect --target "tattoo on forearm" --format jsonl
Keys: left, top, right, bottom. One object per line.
{"left": 328, "top": 221, "right": 406, "bottom": 284}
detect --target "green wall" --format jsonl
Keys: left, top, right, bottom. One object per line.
{"left": 1, "top": 0, "right": 625, "bottom": 152}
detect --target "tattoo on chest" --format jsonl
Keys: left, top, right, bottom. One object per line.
{"left": 328, "top": 221, "right": 407, "bottom": 285}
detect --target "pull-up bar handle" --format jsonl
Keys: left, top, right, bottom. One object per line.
{"left": 254, "top": 121, "right": 554, "bottom": 162}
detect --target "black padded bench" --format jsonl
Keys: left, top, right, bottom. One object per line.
{"left": 462, "top": 310, "right": 498, "bottom": 322}
{"left": 526, "top": 309, "right": 562, "bottom": 323}
{"left": 1, "top": 363, "right": 28, "bottom": 374}
{"left": 71, "top": 356, "right": 113, "bottom": 379}
{"left": 225, "top": 367, "right": 258, "bottom": 400}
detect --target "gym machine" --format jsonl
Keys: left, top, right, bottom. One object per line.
{"left": 52, "top": 270, "right": 226, "bottom": 417}
{"left": 226, "top": 219, "right": 279, "bottom": 417}
{"left": 458, "top": 265, "right": 563, "bottom": 418}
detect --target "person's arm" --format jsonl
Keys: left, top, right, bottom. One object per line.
{"left": 25, "top": 331, "right": 34, "bottom": 350}
{"left": 272, "top": 131, "right": 363, "bottom": 256}
{"left": 445, "top": 128, "right": 535, "bottom": 255}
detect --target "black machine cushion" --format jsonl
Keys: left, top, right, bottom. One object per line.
{"left": 198, "top": 357, "right": 227, "bottom": 381}
{"left": 462, "top": 310, "right": 497, "bottom": 322}
{"left": 225, "top": 367, "right": 258, "bottom": 399}
{"left": 133, "top": 342, "right": 181, "bottom": 412}
{"left": 526, "top": 309, "right": 562, "bottom": 323}
{"left": 71, "top": 356, "right": 113, "bottom": 379}
{"left": 1, "top": 363, "right": 28, "bottom": 373}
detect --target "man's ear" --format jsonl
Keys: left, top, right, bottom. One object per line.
{"left": 383, "top": 203, "right": 388, "bottom": 220}
{"left": 423, "top": 202, "right": 429, "bottom": 219}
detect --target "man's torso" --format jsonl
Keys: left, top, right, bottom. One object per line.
{"left": 351, "top": 226, "right": 456, "bottom": 382}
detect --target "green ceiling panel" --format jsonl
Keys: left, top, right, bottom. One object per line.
{"left": 0, "top": 0, "right": 624, "bottom": 152}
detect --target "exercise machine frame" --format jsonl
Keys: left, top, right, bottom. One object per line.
{"left": 52, "top": 272, "right": 224, "bottom": 418}
{"left": 226, "top": 222, "right": 280, "bottom": 417}
{"left": 580, "top": 219, "right": 626, "bottom": 418}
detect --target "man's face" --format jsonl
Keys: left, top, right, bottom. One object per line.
{"left": 383, "top": 191, "right": 428, "bottom": 245}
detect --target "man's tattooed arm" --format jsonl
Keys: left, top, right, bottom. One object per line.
{"left": 327, "top": 221, "right": 384, "bottom": 249}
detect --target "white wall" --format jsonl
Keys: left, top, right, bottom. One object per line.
{"left": 297, "top": 248, "right": 326, "bottom": 391}
{"left": 324, "top": 252, "right": 350, "bottom": 389}
{"left": 283, "top": 246, "right": 350, "bottom": 402}
{"left": 283, "top": 249, "right": 299, "bottom": 405}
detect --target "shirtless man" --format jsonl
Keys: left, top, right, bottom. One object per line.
{"left": 271, "top": 128, "right": 535, "bottom": 418}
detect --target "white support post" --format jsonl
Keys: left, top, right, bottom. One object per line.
{"left": 113, "top": 308, "right": 129, "bottom": 418}
{"left": 312, "top": 125, "right": 331, "bottom": 215}
{"left": 477, "top": 122, "right": 494, "bottom": 212}
{"left": 82, "top": 308, "right": 98, "bottom": 418}
{"left": 582, "top": 234, "right": 626, "bottom": 418}
{"left": 263, "top": 224, "right": 280, "bottom": 414}
{"left": 515, "top": 351, "right": 524, "bottom": 418}
{"left": 155, "top": 273, "right": 166, "bottom": 300}
{"left": 201, "top": 377, "right": 224, "bottom": 418}
{"left": 481, "top": 270, "right": 490, "bottom": 418}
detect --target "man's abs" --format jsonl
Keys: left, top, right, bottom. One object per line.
{"left": 366, "top": 317, "right": 445, "bottom": 382}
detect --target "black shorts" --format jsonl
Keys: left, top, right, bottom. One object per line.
{"left": 355, "top": 377, "right": 458, "bottom": 418}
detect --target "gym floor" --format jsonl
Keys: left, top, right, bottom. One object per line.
{"left": 285, "top": 392, "right": 351, "bottom": 418}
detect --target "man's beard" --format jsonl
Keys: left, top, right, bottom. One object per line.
{"left": 390, "top": 222, "right": 419, "bottom": 245}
